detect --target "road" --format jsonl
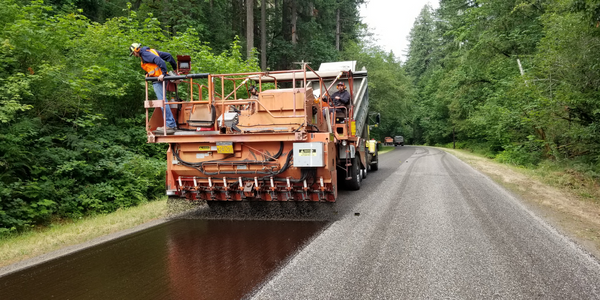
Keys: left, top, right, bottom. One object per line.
{"left": 252, "top": 146, "right": 600, "bottom": 299}
{"left": 3, "top": 146, "right": 600, "bottom": 299}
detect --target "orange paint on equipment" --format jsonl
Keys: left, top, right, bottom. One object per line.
{"left": 144, "top": 61, "right": 378, "bottom": 202}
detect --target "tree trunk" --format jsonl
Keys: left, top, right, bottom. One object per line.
{"left": 232, "top": 0, "right": 243, "bottom": 37}
{"left": 282, "top": 0, "right": 291, "bottom": 41}
{"left": 291, "top": 0, "right": 297, "bottom": 44}
{"left": 133, "top": 0, "right": 143, "bottom": 10}
{"left": 261, "top": 0, "right": 267, "bottom": 70}
{"left": 453, "top": 127, "right": 456, "bottom": 149}
{"left": 280, "top": 0, "right": 293, "bottom": 69}
{"left": 247, "top": 0, "right": 254, "bottom": 59}
{"left": 336, "top": 8, "right": 340, "bottom": 51}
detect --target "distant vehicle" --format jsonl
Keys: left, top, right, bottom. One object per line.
{"left": 384, "top": 137, "right": 393, "bottom": 146}
{"left": 394, "top": 136, "right": 404, "bottom": 146}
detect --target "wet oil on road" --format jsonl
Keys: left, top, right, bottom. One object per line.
{"left": 0, "top": 219, "right": 326, "bottom": 299}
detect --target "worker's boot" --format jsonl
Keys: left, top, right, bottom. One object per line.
{"left": 154, "top": 127, "right": 176, "bottom": 135}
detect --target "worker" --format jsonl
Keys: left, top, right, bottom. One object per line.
{"left": 129, "top": 43, "right": 178, "bottom": 134}
{"left": 248, "top": 85, "right": 259, "bottom": 99}
{"left": 330, "top": 81, "right": 351, "bottom": 123}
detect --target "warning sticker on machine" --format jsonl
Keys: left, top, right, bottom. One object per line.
{"left": 298, "top": 149, "right": 317, "bottom": 156}
{"left": 216, "top": 141, "right": 234, "bottom": 154}
{"left": 198, "top": 146, "right": 211, "bottom": 151}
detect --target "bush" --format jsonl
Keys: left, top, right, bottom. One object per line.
{"left": 0, "top": 0, "right": 259, "bottom": 234}
{"left": 495, "top": 142, "right": 544, "bottom": 167}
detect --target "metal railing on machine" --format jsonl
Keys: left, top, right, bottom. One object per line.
{"left": 144, "top": 73, "right": 211, "bottom": 135}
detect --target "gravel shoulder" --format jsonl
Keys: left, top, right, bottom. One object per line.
{"left": 442, "top": 148, "right": 600, "bottom": 259}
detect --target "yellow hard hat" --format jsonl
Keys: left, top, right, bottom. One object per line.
{"left": 129, "top": 43, "right": 141, "bottom": 56}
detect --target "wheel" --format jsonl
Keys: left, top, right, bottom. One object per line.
{"left": 362, "top": 166, "right": 367, "bottom": 179}
{"left": 371, "top": 154, "right": 379, "bottom": 171}
{"left": 346, "top": 157, "right": 361, "bottom": 190}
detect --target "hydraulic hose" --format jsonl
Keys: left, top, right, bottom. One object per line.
{"left": 172, "top": 143, "right": 294, "bottom": 178}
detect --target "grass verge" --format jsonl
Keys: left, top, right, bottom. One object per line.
{"left": 441, "top": 147, "right": 600, "bottom": 258}
{"left": 378, "top": 146, "right": 396, "bottom": 155}
{"left": 0, "top": 198, "right": 168, "bottom": 268}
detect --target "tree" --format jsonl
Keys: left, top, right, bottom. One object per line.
{"left": 261, "top": 0, "right": 267, "bottom": 70}
{"left": 247, "top": 0, "right": 254, "bottom": 59}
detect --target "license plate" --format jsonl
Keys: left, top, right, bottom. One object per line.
{"left": 216, "top": 142, "right": 233, "bottom": 154}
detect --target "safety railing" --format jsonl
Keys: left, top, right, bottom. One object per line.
{"left": 143, "top": 66, "right": 358, "bottom": 137}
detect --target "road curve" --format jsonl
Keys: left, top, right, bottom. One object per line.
{"left": 251, "top": 146, "right": 600, "bottom": 299}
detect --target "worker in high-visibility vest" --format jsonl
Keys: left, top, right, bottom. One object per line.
{"left": 129, "top": 43, "right": 178, "bottom": 134}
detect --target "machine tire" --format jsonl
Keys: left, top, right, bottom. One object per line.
{"left": 362, "top": 165, "right": 367, "bottom": 179}
{"left": 371, "top": 156, "right": 379, "bottom": 171}
{"left": 346, "top": 157, "right": 361, "bottom": 190}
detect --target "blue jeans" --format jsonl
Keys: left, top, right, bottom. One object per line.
{"left": 153, "top": 81, "right": 177, "bottom": 128}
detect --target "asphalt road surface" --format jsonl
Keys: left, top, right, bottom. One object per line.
{"left": 252, "top": 146, "right": 600, "bottom": 299}
{"left": 3, "top": 146, "right": 600, "bottom": 299}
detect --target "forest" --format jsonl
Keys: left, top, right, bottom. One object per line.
{"left": 3, "top": 0, "right": 598, "bottom": 234}
{"left": 404, "top": 0, "right": 600, "bottom": 170}
{"left": 0, "top": 0, "right": 404, "bottom": 233}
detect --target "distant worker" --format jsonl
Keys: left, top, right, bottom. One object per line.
{"left": 248, "top": 85, "right": 259, "bottom": 99}
{"left": 129, "top": 43, "right": 178, "bottom": 134}
{"left": 330, "top": 81, "right": 351, "bottom": 123}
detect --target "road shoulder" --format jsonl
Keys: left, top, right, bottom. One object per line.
{"left": 0, "top": 218, "right": 170, "bottom": 278}
{"left": 442, "top": 148, "right": 600, "bottom": 259}
{"left": 0, "top": 199, "right": 175, "bottom": 276}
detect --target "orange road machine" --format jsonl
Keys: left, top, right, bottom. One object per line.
{"left": 144, "top": 60, "right": 378, "bottom": 202}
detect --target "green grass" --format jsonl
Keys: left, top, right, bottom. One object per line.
{"left": 378, "top": 146, "right": 395, "bottom": 155}
{"left": 0, "top": 198, "right": 168, "bottom": 268}
{"left": 519, "top": 161, "right": 600, "bottom": 202}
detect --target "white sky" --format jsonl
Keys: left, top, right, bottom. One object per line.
{"left": 359, "top": 0, "right": 440, "bottom": 62}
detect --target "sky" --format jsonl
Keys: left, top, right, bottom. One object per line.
{"left": 359, "top": 0, "right": 440, "bottom": 62}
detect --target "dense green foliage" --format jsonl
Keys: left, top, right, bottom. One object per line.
{"left": 342, "top": 41, "right": 414, "bottom": 141}
{"left": 43, "top": 0, "right": 365, "bottom": 70}
{"left": 0, "top": 0, "right": 367, "bottom": 233}
{"left": 405, "top": 0, "right": 600, "bottom": 171}
{"left": 0, "top": 0, "right": 262, "bottom": 233}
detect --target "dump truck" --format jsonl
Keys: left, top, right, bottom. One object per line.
{"left": 394, "top": 136, "right": 404, "bottom": 146}
{"left": 143, "top": 60, "right": 376, "bottom": 202}
{"left": 384, "top": 137, "right": 393, "bottom": 146}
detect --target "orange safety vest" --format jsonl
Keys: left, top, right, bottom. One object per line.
{"left": 140, "top": 49, "right": 163, "bottom": 77}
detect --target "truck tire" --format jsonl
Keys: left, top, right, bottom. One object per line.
{"left": 362, "top": 165, "right": 367, "bottom": 179}
{"left": 371, "top": 159, "right": 379, "bottom": 171}
{"left": 346, "top": 157, "right": 361, "bottom": 190}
